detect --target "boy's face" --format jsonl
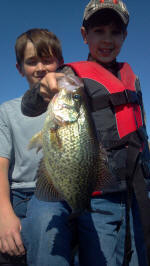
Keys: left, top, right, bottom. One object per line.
{"left": 17, "top": 41, "right": 60, "bottom": 88}
{"left": 81, "top": 22, "right": 127, "bottom": 64}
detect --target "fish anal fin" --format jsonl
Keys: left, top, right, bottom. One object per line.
{"left": 35, "top": 158, "right": 63, "bottom": 202}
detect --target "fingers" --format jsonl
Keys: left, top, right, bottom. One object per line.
{"left": 46, "top": 72, "right": 65, "bottom": 91}
{"left": 14, "top": 231, "right": 25, "bottom": 256}
{"left": 40, "top": 72, "right": 65, "bottom": 102}
{"left": 0, "top": 232, "right": 25, "bottom": 256}
{"left": 40, "top": 82, "right": 58, "bottom": 102}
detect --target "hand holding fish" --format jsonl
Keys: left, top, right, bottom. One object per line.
{"left": 39, "top": 72, "right": 64, "bottom": 102}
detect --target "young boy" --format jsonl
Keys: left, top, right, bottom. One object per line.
{"left": 0, "top": 28, "right": 63, "bottom": 266}
{"left": 21, "top": 1, "right": 150, "bottom": 266}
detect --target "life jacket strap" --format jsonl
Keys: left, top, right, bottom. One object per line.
{"left": 122, "top": 132, "right": 150, "bottom": 265}
{"left": 132, "top": 164, "right": 150, "bottom": 265}
{"left": 123, "top": 133, "right": 141, "bottom": 265}
{"left": 98, "top": 127, "right": 146, "bottom": 150}
{"left": 91, "top": 89, "right": 140, "bottom": 112}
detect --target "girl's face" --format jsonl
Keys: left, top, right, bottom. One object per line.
{"left": 17, "top": 41, "right": 59, "bottom": 88}
{"left": 81, "top": 22, "right": 127, "bottom": 64}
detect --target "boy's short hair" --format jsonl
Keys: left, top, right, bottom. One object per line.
{"left": 15, "top": 28, "right": 64, "bottom": 67}
{"left": 83, "top": 0, "right": 129, "bottom": 32}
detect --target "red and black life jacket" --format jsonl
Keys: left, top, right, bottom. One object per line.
{"left": 67, "top": 61, "right": 149, "bottom": 191}
{"left": 67, "top": 61, "right": 143, "bottom": 142}
{"left": 66, "top": 61, "right": 150, "bottom": 264}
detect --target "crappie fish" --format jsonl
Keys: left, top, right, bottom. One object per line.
{"left": 28, "top": 74, "right": 108, "bottom": 213}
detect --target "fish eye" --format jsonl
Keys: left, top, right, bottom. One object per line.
{"left": 73, "top": 94, "right": 81, "bottom": 101}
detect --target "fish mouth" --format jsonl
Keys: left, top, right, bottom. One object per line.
{"left": 53, "top": 104, "right": 79, "bottom": 126}
{"left": 53, "top": 116, "right": 67, "bottom": 126}
{"left": 62, "top": 103, "right": 74, "bottom": 110}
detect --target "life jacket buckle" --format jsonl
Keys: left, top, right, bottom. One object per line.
{"left": 124, "top": 89, "right": 139, "bottom": 104}
{"left": 124, "top": 89, "right": 130, "bottom": 103}
{"left": 108, "top": 90, "right": 139, "bottom": 107}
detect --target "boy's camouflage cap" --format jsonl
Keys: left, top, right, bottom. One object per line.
{"left": 83, "top": 0, "right": 129, "bottom": 25}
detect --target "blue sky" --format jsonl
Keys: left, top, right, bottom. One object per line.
{"left": 0, "top": 0, "right": 150, "bottom": 136}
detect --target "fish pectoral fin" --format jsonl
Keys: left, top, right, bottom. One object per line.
{"left": 35, "top": 158, "right": 63, "bottom": 202}
{"left": 49, "top": 130, "right": 62, "bottom": 148}
{"left": 28, "top": 131, "right": 43, "bottom": 152}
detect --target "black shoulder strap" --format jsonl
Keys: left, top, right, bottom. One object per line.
{"left": 92, "top": 89, "right": 139, "bottom": 112}
{"left": 122, "top": 133, "right": 150, "bottom": 265}
{"left": 133, "top": 164, "right": 150, "bottom": 265}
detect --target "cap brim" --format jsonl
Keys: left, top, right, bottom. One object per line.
{"left": 84, "top": 6, "right": 128, "bottom": 25}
